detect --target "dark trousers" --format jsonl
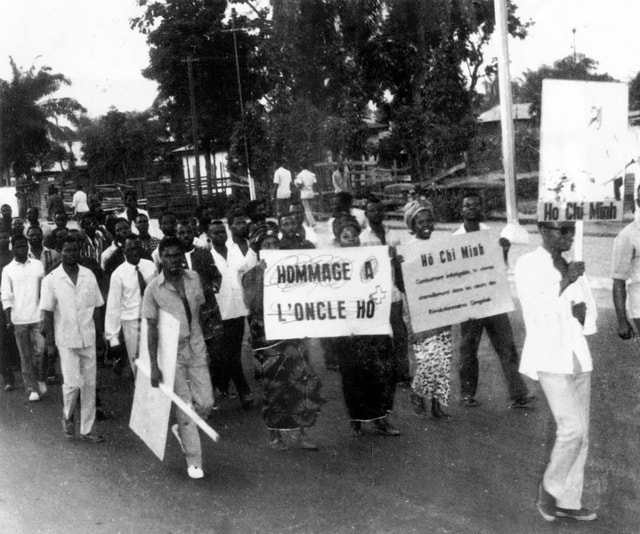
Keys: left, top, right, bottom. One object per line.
{"left": 209, "top": 317, "right": 250, "bottom": 396}
{"left": 390, "top": 300, "right": 410, "bottom": 382}
{"left": 459, "top": 313, "right": 527, "bottom": 401}
{"left": 0, "top": 320, "right": 18, "bottom": 386}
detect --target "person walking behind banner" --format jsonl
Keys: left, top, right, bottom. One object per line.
{"left": 41, "top": 235, "right": 105, "bottom": 443}
{"left": 1, "top": 235, "right": 46, "bottom": 401}
{"left": 454, "top": 193, "right": 534, "bottom": 409}
{"left": 279, "top": 212, "right": 315, "bottom": 250}
{"left": 361, "top": 196, "right": 411, "bottom": 386}
{"left": 242, "top": 225, "right": 324, "bottom": 451}
{"left": 332, "top": 216, "right": 399, "bottom": 438}
{"left": 208, "top": 217, "right": 253, "bottom": 409}
{"left": 272, "top": 158, "right": 292, "bottom": 217}
{"left": 295, "top": 162, "right": 317, "bottom": 227}
{"left": 515, "top": 221, "right": 598, "bottom": 522}
{"left": 401, "top": 201, "right": 453, "bottom": 421}
{"left": 288, "top": 202, "right": 318, "bottom": 246}
{"left": 143, "top": 236, "right": 214, "bottom": 480}
{"left": 105, "top": 234, "right": 157, "bottom": 378}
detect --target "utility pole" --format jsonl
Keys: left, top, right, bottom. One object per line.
{"left": 228, "top": 9, "right": 256, "bottom": 200}
{"left": 181, "top": 54, "right": 203, "bottom": 205}
{"left": 494, "top": 0, "right": 528, "bottom": 245}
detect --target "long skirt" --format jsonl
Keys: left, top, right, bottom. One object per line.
{"left": 335, "top": 335, "right": 396, "bottom": 421}
{"left": 411, "top": 329, "right": 452, "bottom": 405}
{"left": 254, "top": 340, "right": 324, "bottom": 430}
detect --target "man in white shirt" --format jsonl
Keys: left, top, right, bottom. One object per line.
{"left": 454, "top": 193, "right": 532, "bottom": 408}
{"left": 1, "top": 235, "right": 45, "bottom": 401}
{"left": 515, "top": 221, "right": 597, "bottom": 523}
{"left": 41, "top": 234, "right": 105, "bottom": 442}
{"left": 208, "top": 216, "right": 252, "bottom": 408}
{"left": 295, "top": 163, "right": 317, "bottom": 226}
{"left": 71, "top": 184, "right": 89, "bottom": 220}
{"left": 611, "top": 188, "right": 640, "bottom": 339}
{"left": 272, "top": 159, "right": 292, "bottom": 217}
{"left": 105, "top": 234, "right": 157, "bottom": 377}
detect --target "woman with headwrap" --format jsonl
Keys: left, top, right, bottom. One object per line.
{"left": 241, "top": 223, "right": 325, "bottom": 450}
{"left": 402, "top": 200, "right": 453, "bottom": 421}
{"left": 331, "top": 216, "right": 400, "bottom": 437}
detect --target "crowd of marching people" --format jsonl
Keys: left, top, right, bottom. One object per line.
{"left": 0, "top": 177, "right": 599, "bottom": 521}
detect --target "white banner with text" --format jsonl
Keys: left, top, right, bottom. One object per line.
{"left": 398, "top": 232, "right": 514, "bottom": 332}
{"left": 261, "top": 246, "right": 393, "bottom": 340}
{"left": 538, "top": 79, "right": 628, "bottom": 222}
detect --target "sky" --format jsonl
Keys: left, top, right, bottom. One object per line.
{"left": 1, "top": 0, "right": 640, "bottom": 117}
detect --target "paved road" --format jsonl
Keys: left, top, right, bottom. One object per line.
{"left": 1, "top": 229, "right": 639, "bottom": 533}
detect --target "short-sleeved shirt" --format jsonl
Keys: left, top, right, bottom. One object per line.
{"left": 273, "top": 167, "right": 292, "bottom": 199}
{"left": 40, "top": 264, "right": 104, "bottom": 349}
{"left": 295, "top": 169, "right": 317, "bottom": 200}
{"left": 611, "top": 219, "right": 640, "bottom": 317}
{"left": 142, "top": 269, "right": 206, "bottom": 360}
{"left": 1, "top": 258, "right": 44, "bottom": 324}
{"left": 72, "top": 190, "right": 89, "bottom": 214}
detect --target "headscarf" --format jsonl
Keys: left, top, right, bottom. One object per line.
{"left": 403, "top": 199, "right": 434, "bottom": 231}
{"left": 248, "top": 221, "right": 279, "bottom": 251}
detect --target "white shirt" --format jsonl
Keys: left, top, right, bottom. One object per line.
{"left": 611, "top": 218, "right": 640, "bottom": 316}
{"left": 514, "top": 246, "right": 597, "bottom": 380}
{"left": 1, "top": 258, "right": 44, "bottom": 324}
{"left": 360, "top": 225, "right": 402, "bottom": 302}
{"left": 301, "top": 223, "right": 318, "bottom": 245}
{"left": 273, "top": 166, "right": 292, "bottom": 199}
{"left": 453, "top": 222, "right": 490, "bottom": 235}
{"left": 295, "top": 169, "right": 317, "bottom": 200}
{"left": 210, "top": 239, "right": 249, "bottom": 319}
{"left": 105, "top": 259, "right": 157, "bottom": 344}
{"left": 40, "top": 265, "right": 104, "bottom": 349}
{"left": 114, "top": 208, "right": 161, "bottom": 237}
{"left": 72, "top": 190, "right": 89, "bottom": 213}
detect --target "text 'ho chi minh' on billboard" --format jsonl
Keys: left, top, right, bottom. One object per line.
{"left": 538, "top": 79, "right": 630, "bottom": 222}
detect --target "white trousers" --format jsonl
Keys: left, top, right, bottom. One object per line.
{"left": 59, "top": 346, "right": 97, "bottom": 435}
{"left": 538, "top": 371, "right": 591, "bottom": 509}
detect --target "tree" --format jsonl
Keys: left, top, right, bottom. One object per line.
{"left": 131, "top": 0, "right": 267, "bottom": 190}
{"left": 629, "top": 70, "right": 640, "bottom": 111}
{"left": 513, "top": 54, "right": 616, "bottom": 119}
{"left": 0, "top": 57, "right": 84, "bottom": 182}
{"left": 360, "top": 0, "right": 530, "bottom": 180}
{"left": 79, "top": 109, "right": 170, "bottom": 183}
